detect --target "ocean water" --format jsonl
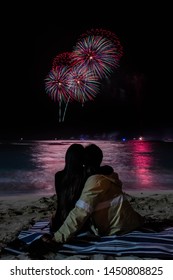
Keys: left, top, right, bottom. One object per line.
{"left": 0, "top": 139, "right": 173, "bottom": 196}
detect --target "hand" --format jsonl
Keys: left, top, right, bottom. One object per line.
{"left": 41, "top": 233, "right": 57, "bottom": 243}
{"left": 41, "top": 233, "right": 53, "bottom": 242}
{"left": 41, "top": 233, "right": 61, "bottom": 252}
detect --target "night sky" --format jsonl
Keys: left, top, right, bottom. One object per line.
{"left": 1, "top": 3, "right": 172, "bottom": 140}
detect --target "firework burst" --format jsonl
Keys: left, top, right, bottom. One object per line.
{"left": 45, "top": 66, "right": 72, "bottom": 103}
{"left": 67, "top": 66, "right": 100, "bottom": 103}
{"left": 44, "top": 28, "right": 123, "bottom": 123}
{"left": 45, "top": 66, "right": 73, "bottom": 122}
{"left": 72, "top": 28, "right": 123, "bottom": 79}
{"left": 79, "top": 28, "right": 123, "bottom": 58}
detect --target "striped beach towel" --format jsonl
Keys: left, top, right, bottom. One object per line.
{"left": 5, "top": 220, "right": 173, "bottom": 259}
{"left": 61, "top": 228, "right": 173, "bottom": 259}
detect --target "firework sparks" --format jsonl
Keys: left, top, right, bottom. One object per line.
{"left": 45, "top": 66, "right": 72, "bottom": 103}
{"left": 79, "top": 28, "right": 123, "bottom": 58}
{"left": 44, "top": 28, "right": 123, "bottom": 123}
{"left": 72, "top": 28, "right": 123, "bottom": 79}
{"left": 52, "top": 51, "right": 73, "bottom": 70}
{"left": 67, "top": 66, "right": 100, "bottom": 103}
{"left": 45, "top": 66, "right": 73, "bottom": 122}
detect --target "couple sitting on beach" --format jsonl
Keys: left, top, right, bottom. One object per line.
{"left": 43, "top": 143, "right": 144, "bottom": 246}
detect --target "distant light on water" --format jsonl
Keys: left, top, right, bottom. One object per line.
{"left": 131, "top": 141, "right": 153, "bottom": 188}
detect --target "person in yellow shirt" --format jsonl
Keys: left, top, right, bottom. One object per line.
{"left": 53, "top": 144, "right": 144, "bottom": 243}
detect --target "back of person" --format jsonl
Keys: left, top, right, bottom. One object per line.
{"left": 82, "top": 143, "right": 144, "bottom": 235}
{"left": 51, "top": 143, "right": 86, "bottom": 232}
{"left": 79, "top": 172, "right": 144, "bottom": 236}
{"left": 53, "top": 143, "right": 144, "bottom": 243}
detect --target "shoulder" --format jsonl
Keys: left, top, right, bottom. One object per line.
{"left": 86, "top": 174, "right": 103, "bottom": 182}
{"left": 88, "top": 172, "right": 121, "bottom": 186}
{"left": 84, "top": 174, "right": 107, "bottom": 188}
{"left": 80, "top": 174, "right": 105, "bottom": 196}
{"left": 86, "top": 172, "right": 119, "bottom": 182}
{"left": 84, "top": 174, "right": 101, "bottom": 186}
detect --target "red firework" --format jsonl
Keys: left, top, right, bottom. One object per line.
{"left": 52, "top": 52, "right": 74, "bottom": 70}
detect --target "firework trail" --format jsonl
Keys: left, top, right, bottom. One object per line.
{"left": 72, "top": 28, "right": 123, "bottom": 80}
{"left": 45, "top": 66, "right": 72, "bottom": 122}
{"left": 45, "top": 51, "right": 77, "bottom": 122}
{"left": 61, "top": 65, "right": 101, "bottom": 122}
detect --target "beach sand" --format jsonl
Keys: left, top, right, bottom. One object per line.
{"left": 0, "top": 191, "right": 173, "bottom": 260}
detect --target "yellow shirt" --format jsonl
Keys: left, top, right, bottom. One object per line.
{"left": 54, "top": 172, "right": 144, "bottom": 243}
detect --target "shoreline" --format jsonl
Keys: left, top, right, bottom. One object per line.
{"left": 127, "top": 189, "right": 173, "bottom": 197}
{"left": 1, "top": 189, "right": 173, "bottom": 200}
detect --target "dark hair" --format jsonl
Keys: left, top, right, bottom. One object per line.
{"left": 54, "top": 144, "right": 86, "bottom": 230}
{"left": 84, "top": 144, "right": 113, "bottom": 177}
{"left": 84, "top": 144, "right": 103, "bottom": 176}
{"left": 85, "top": 144, "right": 103, "bottom": 167}
{"left": 64, "top": 143, "right": 85, "bottom": 175}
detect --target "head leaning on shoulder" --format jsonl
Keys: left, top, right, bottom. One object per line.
{"left": 84, "top": 144, "right": 103, "bottom": 172}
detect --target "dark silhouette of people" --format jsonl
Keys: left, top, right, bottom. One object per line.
{"left": 51, "top": 143, "right": 113, "bottom": 233}
{"left": 52, "top": 143, "right": 144, "bottom": 243}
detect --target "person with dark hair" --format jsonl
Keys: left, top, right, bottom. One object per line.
{"left": 84, "top": 143, "right": 113, "bottom": 177}
{"left": 50, "top": 143, "right": 86, "bottom": 232}
{"left": 51, "top": 143, "right": 144, "bottom": 243}
{"left": 51, "top": 143, "right": 113, "bottom": 233}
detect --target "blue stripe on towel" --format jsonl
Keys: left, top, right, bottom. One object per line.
{"left": 5, "top": 220, "right": 173, "bottom": 259}
{"left": 18, "top": 219, "right": 50, "bottom": 244}
{"left": 58, "top": 227, "right": 173, "bottom": 259}
{"left": 18, "top": 232, "right": 43, "bottom": 244}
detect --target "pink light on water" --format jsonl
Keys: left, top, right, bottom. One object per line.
{"left": 131, "top": 141, "right": 154, "bottom": 188}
